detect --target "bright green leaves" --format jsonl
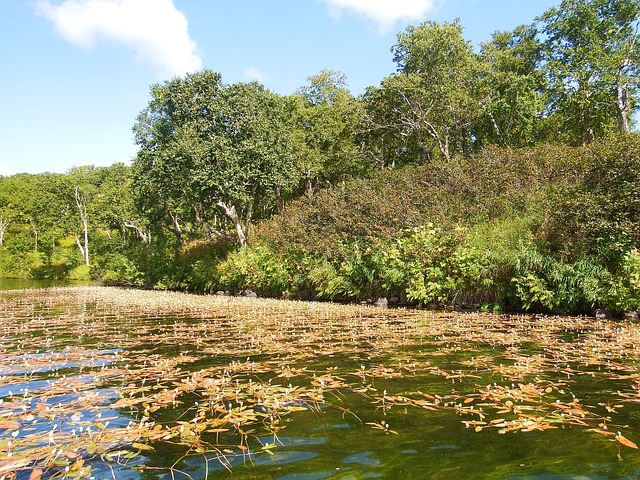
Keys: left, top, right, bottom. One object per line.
{"left": 132, "top": 70, "right": 296, "bottom": 247}
{"left": 289, "top": 70, "right": 367, "bottom": 195}
{"left": 537, "top": 0, "right": 640, "bottom": 142}
{"left": 371, "top": 21, "right": 483, "bottom": 162}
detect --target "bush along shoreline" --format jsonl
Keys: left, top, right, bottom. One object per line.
{"left": 209, "top": 138, "right": 640, "bottom": 316}
{"left": 2, "top": 138, "right": 640, "bottom": 316}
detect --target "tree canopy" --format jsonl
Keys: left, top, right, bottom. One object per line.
{"left": 3, "top": 0, "right": 640, "bottom": 312}
{"left": 132, "top": 70, "right": 296, "bottom": 247}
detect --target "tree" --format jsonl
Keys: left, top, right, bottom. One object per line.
{"left": 0, "top": 177, "right": 22, "bottom": 250}
{"left": 65, "top": 166, "right": 102, "bottom": 267}
{"left": 538, "top": 0, "right": 640, "bottom": 143}
{"left": 132, "top": 70, "right": 296, "bottom": 247}
{"left": 289, "top": 70, "right": 367, "bottom": 195}
{"left": 477, "top": 24, "right": 547, "bottom": 147}
{"left": 365, "top": 20, "right": 484, "bottom": 164}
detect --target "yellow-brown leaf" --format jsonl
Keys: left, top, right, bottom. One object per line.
{"left": 616, "top": 434, "right": 638, "bottom": 449}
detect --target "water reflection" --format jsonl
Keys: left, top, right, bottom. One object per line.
{"left": 2, "top": 287, "right": 640, "bottom": 480}
{"left": 0, "top": 278, "right": 96, "bottom": 290}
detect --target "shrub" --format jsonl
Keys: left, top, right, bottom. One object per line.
{"left": 98, "top": 253, "right": 143, "bottom": 286}
{"left": 216, "top": 244, "right": 296, "bottom": 297}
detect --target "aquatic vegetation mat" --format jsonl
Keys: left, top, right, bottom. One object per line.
{"left": 1, "top": 287, "right": 640, "bottom": 479}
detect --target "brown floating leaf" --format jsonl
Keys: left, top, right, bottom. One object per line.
{"left": 616, "top": 434, "right": 638, "bottom": 449}
{"left": 0, "top": 459, "right": 30, "bottom": 475}
{"left": 0, "top": 420, "right": 21, "bottom": 430}
{"left": 28, "top": 468, "right": 43, "bottom": 480}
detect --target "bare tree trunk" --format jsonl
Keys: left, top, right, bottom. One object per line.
{"left": 216, "top": 199, "right": 247, "bottom": 247}
{"left": 168, "top": 212, "right": 184, "bottom": 245}
{"left": 488, "top": 112, "right": 505, "bottom": 145}
{"left": 75, "top": 235, "right": 87, "bottom": 265}
{"left": 122, "top": 219, "right": 151, "bottom": 243}
{"left": 74, "top": 187, "right": 89, "bottom": 265}
{"left": 0, "top": 220, "right": 7, "bottom": 249}
{"left": 616, "top": 28, "right": 637, "bottom": 135}
{"left": 244, "top": 186, "right": 256, "bottom": 239}
{"left": 616, "top": 79, "right": 630, "bottom": 134}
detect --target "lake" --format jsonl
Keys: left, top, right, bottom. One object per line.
{"left": 1, "top": 286, "right": 640, "bottom": 479}
{"left": 0, "top": 278, "right": 96, "bottom": 290}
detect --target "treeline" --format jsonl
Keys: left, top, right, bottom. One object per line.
{"left": 2, "top": 0, "right": 640, "bottom": 313}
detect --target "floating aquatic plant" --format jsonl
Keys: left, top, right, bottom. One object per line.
{"left": 1, "top": 286, "right": 640, "bottom": 478}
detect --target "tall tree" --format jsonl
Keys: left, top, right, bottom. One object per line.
{"left": 290, "top": 70, "right": 367, "bottom": 195}
{"left": 65, "top": 166, "right": 108, "bottom": 266}
{"left": 132, "top": 70, "right": 296, "bottom": 247}
{"left": 0, "top": 177, "right": 22, "bottom": 250}
{"left": 365, "top": 20, "right": 484, "bottom": 164}
{"left": 477, "top": 24, "right": 547, "bottom": 147}
{"left": 538, "top": 0, "right": 640, "bottom": 143}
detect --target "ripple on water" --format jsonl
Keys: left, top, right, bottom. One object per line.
{"left": 257, "top": 435, "right": 326, "bottom": 447}
{"left": 506, "top": 475, "right": 611, "bottom": 480}
{"left": 253, "top": 450, "right": 319, "bottom": 466}
{"left": 277, "top": 472, "right": 334, "bottom": 480}
{"left": 342, "top": 451, "right": 381, "bottom": 466}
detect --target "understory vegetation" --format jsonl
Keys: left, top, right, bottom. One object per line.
{"left": 217, "top": 138, "right": 640, "bottom": 313}
{"left": 2, "top": 0, "right": 640, "bottom": 314}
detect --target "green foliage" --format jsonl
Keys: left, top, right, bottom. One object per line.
{"left": 510, "top": 252, "right": 613, "bottom": 312}
{"left": 542, "top": 136, "right": 640, "bottom": 263}
{"left": 365, "top": 20, "right": 484, "bottom": 163}
{"left": 537, "top": 0, "right": 640, "bottom": 142}
{"left": 216, "top": 244, "right": 296, "bottom": 297}
{"left": 132, "top": 70, "right": 297, "bottom": 246}
{"left": 289, "top": 70, "right": 369, "bottom": 194}
{"left": 68, "top": 264, "right": 91, "bottom": 281}
{"left": 98, "top": 253, "right": 143, "bottom": 286}
{"left": 477, "top": 24, "right": 547, "bottom": 147}
{"left": 610, "top": 249, "right": 640, "bottom": 311}
{"left": 145, "top": 239, "right": 234, "bottom": 292}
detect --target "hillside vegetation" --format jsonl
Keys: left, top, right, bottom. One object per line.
{"left": 1, "top": 0, "right": 640, "bottom": 314}
{"left": 218, "top": 138, "right": 640, "bottom": 313}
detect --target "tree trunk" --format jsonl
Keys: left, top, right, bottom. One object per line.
{"left": 488, "top": 112, "right": 505, "bottom": 145}
{"left": 75, "top": 235, "right": 87, "bottom": 265}
{"left": 74, "top": 187, "right": 89, "bottom": 265}
{"left": 616, "top": 31, "right": 637, "bottom": 135}
{"left": 122, "top": 219, "right": 151, "bottom": 243}
{"left": 168, "top": 212, "right": 184, "bottom": 244}
{"left": 0, "top": 220, "right": 6, "bottom": 249}
{"left": 616, "top": 63, "right": 631, "bottom": 134}
{"left": 244, "top": 186, "right": 256, "bottom": 239}
{"left": 216, "top": 199, "right": 247, "bottom": 247}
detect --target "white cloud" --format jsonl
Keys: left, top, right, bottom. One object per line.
{"left": 243, "top": 68, "right": 268, "bottom": 83}
{"left": 322, "top": 0, "right": 436, "bottom": 33}
{"left": 36, "top": 0, "right": 202, "bottom": 78}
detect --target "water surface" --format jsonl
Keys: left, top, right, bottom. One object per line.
{"left": 1, "top": 287, "right": 640, "bottom": 479}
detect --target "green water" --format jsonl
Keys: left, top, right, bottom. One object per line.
{"left": 0, "top": 278, "right": 95, "bottom": 290}
{"left": 1, "top": 287, "right": 640, "bottom": 480}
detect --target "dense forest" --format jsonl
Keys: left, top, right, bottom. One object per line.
{"left": 2, "top": 0, "right": 640, "bottom": 314}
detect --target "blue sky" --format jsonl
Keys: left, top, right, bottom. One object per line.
{"left": 0, "top": 0, "right": 560, "bottom": 176}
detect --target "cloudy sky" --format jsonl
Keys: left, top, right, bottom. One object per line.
{"left": 0, "top": 0, "right": 559, "bottom": 176}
